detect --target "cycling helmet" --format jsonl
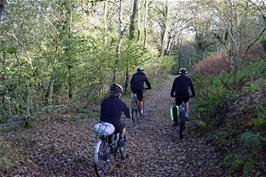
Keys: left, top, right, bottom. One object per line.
{"left": 137, "top": 67, "right": 144, "bottom": 72}
{"left": 179, "top": 67, "right": 188, "bottom": 74}
{"left": 110, "top": 83, "right": 123, "bottom": 94}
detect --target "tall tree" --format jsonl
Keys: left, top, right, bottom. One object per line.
{"left": 124, "top": 0, "right": 139, "bottom": 91}
{"left": 112, "top": 0, "right": 125, "bottom": 83}
{"left": 143, "top": 0, "right": 148, "bottom": 48}
{"left": 159, "top": 0, "right": 169, "bottom": 57}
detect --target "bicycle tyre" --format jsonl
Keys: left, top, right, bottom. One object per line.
{"left": 131, "top": 97, "right": 138, "bottom": 123}
{"left": 179, "top": 106, "right": 186, "bottom": 140}
{"left": 94, "top": 139, "right": 112, "bottom": 177}
{"left": 131, "top": 109, "right": 135, "bottom": 123}
{"left": 118, "top": 135, "right": 126, "bottom": 160}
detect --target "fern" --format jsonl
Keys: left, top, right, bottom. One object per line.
{"left": 241, "top": 131, "right": 263, "bottom": 152}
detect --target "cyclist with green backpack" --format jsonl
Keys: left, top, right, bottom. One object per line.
{"left": 170, "top": 68, "right": 195, "bottom": 126}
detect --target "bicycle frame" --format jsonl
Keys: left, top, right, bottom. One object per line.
{"left": 94, "top": 133, "right": 126, "bottom": 177}
{"left": 130, "top": 92, "right": 145, "bottom": 122}
{"left": 131, "top": 94, "right": 139, "bottom": 122}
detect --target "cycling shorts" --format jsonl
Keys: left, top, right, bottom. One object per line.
{"left": 131, "top": 88, "right": 144, "bottom": 101}
{"left": 175, "top": 97, "right": 189, "bottom": 106}
{"left": 114, "top": 121, "right": 125, "bottom": 134}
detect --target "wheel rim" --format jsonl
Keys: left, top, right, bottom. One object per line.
{"left": 94, "top": 140, "right": 114, "bottom": 176}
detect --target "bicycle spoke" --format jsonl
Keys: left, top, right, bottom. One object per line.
{"left": 94, "top": 140, "right": 115, "bottom": 177}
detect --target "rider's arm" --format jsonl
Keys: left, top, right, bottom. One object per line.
{"left": 121, "top": 101, "right": 130, "bottom": 118}
{"left": 144, "top": 76, "right": 151, "bottom": 90}
{"left": 170, "top": 80, "right": 176, "bottom": 97}
{"left": 189, "top": 79, "right": 195, "bottom": 97}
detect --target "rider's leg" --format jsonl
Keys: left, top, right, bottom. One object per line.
{"left": 117, "top": 123, "right": 126, "bottom": 146}
{"left": 183, "top": 97, "right": 190, "bottom": 120}
{"left": 137, "top": 91, "right": 144, "bottom": 116}
{"left": 120, "top": 127, "right": 126, "bottom": 137}
{"left": 139, "top": 101, "right": 144, "bottom": 115}
{"left": 184, "top": 102, "right": 189, "bottom": 117}
{"left": 130, "top": 92, "right": 135, "bottom": 114}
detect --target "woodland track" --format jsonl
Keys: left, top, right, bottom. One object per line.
{"left": 0, "top": 77, "right": 223, "bottom": 177}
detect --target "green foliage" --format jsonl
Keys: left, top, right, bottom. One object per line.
{"left": 213, "top": 131, "right": 232, "bottom": 154}
{"left": 258, "top": 105, "right": 266, "bottom": 119}
{"left": 0, "top": 140, "right": 19, "bottom": 172}
{"left": 193, "top": 120, "right": 207, "bottom": 130}
{"left": 247, "top": 117, "right": 265, "bottom": 127}
{"left": 241, "top": 131, "right": 263, "bottom": 153}
{"left": 192, "top": 74, "right": 233, "bottom": 122}
{"left": 161, "top": 56, "right": 175, "bottom": 73}
{"left": 261, "top": 39, "right": 266, "bottom": 51}
{"left": 171, "top": 63, "right": 179, "bottom": 75}
{"left": 225, "top": 154, "right": 260, "bottom": 177}
{"left": 242, "top": 81, "right": 262, "bottom": 94}
{"left": 6, "top": 47, "right": 17, "bottom": 55}
{"left": 243, "top": 159, "right": 258, "bottom": 177}
{"left": 0, "top": 157, "right": 14, "bottom": 171}
{"left": 192, "top": 58, "right": 266, "bottom": 124}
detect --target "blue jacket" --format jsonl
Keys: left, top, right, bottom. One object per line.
{"left": 100, "top": 96, "right": 130, "bottom": 127}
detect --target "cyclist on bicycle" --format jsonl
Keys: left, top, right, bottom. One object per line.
{"left": 130, "top": 67, "right": 151, "bottom": 117}
{"left": 100, "top": 83, "right": 130, "bottom": 145}
{"left": 170, "top": 67, "right": 195, "bottom": 126}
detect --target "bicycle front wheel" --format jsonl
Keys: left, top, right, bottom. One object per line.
{"left": 118, "top": 136, "right": 127, "bottom": 160}
{"left": 94, "top": 139, "right": 113, "bottom": 177}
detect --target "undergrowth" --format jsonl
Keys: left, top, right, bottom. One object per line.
{"left": 192, "top": 56, "right": 266, "bottom": 176}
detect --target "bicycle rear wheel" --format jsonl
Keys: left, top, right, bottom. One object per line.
{"left": 131, "top": 97, "right": 138, "bottom": 122}
{"left": 94, "top": 139, "right": 114, "bottom": 177}
{"left": 179, "top": 107, "right": 186, "bottom": 140}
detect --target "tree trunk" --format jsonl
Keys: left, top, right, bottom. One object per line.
{"left": 160, "top": 0, "right": 169, "bottom": 57}
{"left": 229, "top": 0, "right": 240, "bottom": 70}
{"left": 129, "top": 0, "right": 138, "bottom": 40}
{"left": 103, "top": 0, "right": 108, "bottom": 44}
{"left": 123, "top": 0, "right": 139, "bottom": 91}
{"left": 112, "top": 0, "right": 124, "bottom": 83}
{"left": 136, "top": 0, "right": 141, "bottom": 41}
{"left": 143, "top": 0, "right": 148, "bottom": 49}
{"left": 26, "top": 84, "right": 32, "bottom": 117}
{"left": 0, "top": 0, "right": 5, "bottom": 20}
{"left": 67, "top": 2, "right": 73, "bottom": 100}
{"left": 45, "top": 68, "right": 56, "bottom": 105}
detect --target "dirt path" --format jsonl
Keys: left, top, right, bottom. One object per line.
{"left": 1, "top": 77, "right": 223, "bottom": 177}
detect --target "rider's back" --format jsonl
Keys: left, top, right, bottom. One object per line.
{"left": 130, "top": 71, "right": 151, "bottom": 90}
{"left": 171, "top": 75, "right": 194, "bottom": 98}
{"left": 100, "top": 96, "right": 129, "bottom": 126}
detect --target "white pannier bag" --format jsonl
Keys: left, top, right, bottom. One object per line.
{"left": 92, "top": 122, "right": 115, "bottom": 136}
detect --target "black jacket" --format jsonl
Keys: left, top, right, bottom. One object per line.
{"left": 170, "top": 74, "right": 195, "bottom": 98}
{"left": 100, "top": 96, "right": 130, "bottom": 127}
{"left": 130, "top": 71, "right": 151, "bottom": 91}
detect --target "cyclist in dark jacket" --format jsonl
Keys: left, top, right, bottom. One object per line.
{"left": 130, "top": 67, "right": 151, "bottom": 116}
{"left": 100, "top": 84, "right": 130, "bottom": 143}
{"left": 170, "top": 68, "right": 195, "bottom": 125}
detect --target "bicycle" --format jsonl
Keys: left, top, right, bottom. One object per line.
{"left": 93, "top": 122, "right": 126, "bottom": 177}
{"left": 130, "top": 94, "right": 139, "bottom": 122}
{"left": 171, "top": 102, "right": 186, "bottom": 140}
{"left": 130, "top": 90, "right": 147, "bottom": 123}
